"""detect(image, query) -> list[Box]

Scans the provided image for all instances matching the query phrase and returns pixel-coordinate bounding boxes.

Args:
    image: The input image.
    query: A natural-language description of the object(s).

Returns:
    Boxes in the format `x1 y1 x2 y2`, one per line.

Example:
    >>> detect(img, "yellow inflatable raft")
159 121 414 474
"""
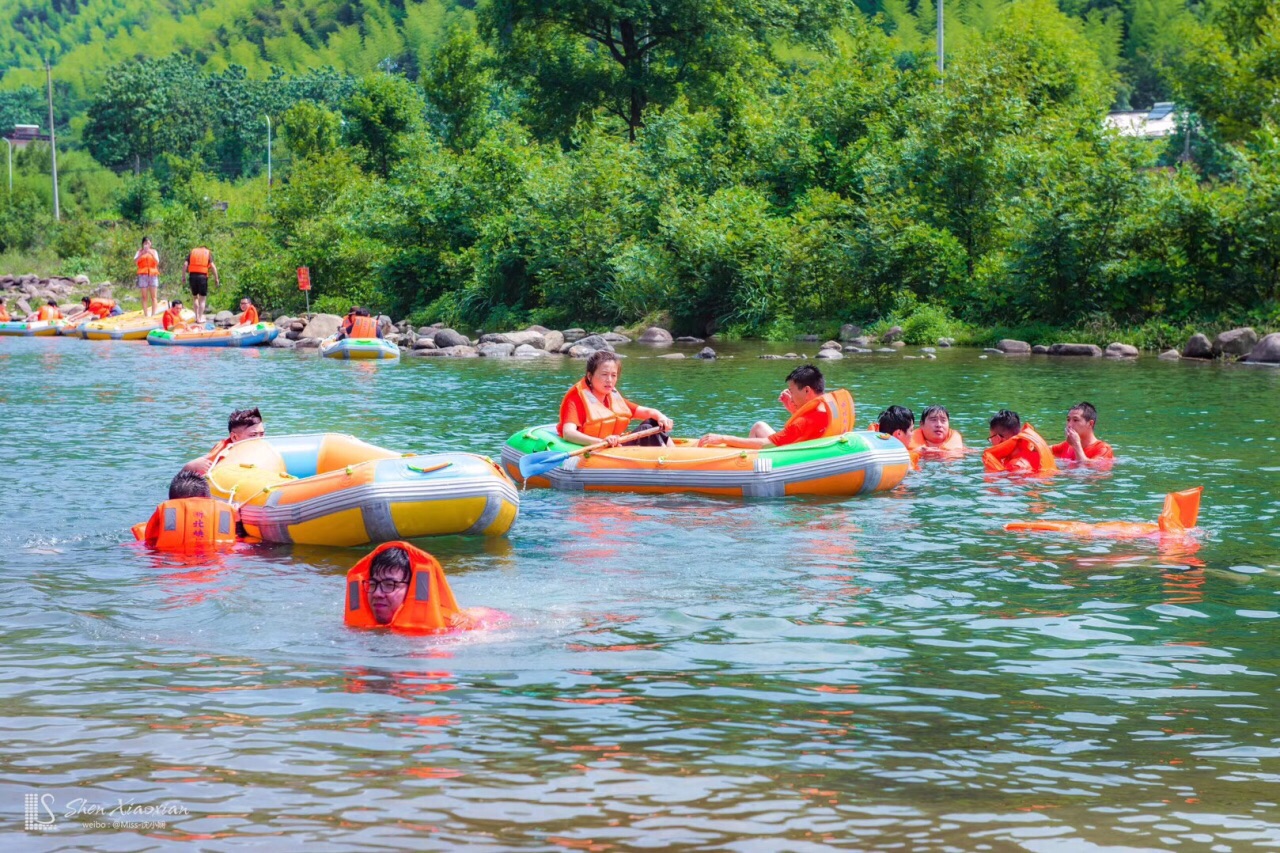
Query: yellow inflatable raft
82 305 185 340
207 433 519 546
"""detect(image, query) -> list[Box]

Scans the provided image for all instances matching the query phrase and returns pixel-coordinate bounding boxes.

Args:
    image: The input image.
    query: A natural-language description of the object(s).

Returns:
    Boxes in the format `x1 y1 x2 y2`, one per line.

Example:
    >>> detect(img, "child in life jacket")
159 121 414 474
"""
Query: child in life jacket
344 542 500 634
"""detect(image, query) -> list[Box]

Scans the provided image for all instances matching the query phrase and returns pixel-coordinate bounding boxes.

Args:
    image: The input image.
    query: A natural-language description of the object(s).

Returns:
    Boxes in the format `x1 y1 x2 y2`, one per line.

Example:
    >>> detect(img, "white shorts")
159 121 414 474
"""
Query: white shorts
137 275 158 289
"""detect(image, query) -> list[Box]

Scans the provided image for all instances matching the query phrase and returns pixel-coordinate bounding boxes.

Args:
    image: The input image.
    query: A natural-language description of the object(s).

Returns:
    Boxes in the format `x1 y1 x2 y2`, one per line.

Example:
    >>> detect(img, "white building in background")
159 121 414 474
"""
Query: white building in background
1105 102 1179 138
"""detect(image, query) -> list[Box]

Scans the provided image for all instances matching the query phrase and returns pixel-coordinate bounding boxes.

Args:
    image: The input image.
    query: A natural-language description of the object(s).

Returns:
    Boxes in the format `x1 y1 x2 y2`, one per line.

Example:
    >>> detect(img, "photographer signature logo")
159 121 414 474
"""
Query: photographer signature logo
24 794 57 831
23 793 189 832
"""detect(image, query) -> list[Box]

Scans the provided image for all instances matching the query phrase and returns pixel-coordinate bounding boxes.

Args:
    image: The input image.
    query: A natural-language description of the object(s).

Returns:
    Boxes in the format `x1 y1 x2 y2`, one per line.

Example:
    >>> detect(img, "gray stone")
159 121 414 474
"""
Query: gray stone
274 315 293 328
920 347 936 353
15 298 31 315
695 347 716 359
558 342 576 354
269 336 296 349
480 330 545 349
820 340 842 351
1049 343 1104 357
816 348 843 360
638 326 674 344
568 344 598 358
657 353 686 359
1182 333 1213 359
73 274 90 286
214 310 236 328
301 313 342 339
575 334 614 352
882 325 904 343
1032 345 1050 354
839 323 862 341
514 343 551 358
1214 327 1258 357
937 337 954 347
875 348 896 353
433 328 471 348
983 348 1005 354
290 320 307 332
562 328 587 343
890 340 906 349
294 337 322 349
997 339 1031 354
1158 348 1181 361
1105 342 1140 358
797 334 821 342
478 342 516 358
602 332 631 344
851 336 874 348
416 326 437 338
1244 332 1280 363
413 338 438 350
438 345 479 358
542 330 564 352
526 324 551 334
676 336 705 344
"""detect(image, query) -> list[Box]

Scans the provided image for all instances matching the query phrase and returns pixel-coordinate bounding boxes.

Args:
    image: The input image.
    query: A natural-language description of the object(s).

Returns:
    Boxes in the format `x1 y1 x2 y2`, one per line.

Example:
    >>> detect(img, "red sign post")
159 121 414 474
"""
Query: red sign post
297 266 311 314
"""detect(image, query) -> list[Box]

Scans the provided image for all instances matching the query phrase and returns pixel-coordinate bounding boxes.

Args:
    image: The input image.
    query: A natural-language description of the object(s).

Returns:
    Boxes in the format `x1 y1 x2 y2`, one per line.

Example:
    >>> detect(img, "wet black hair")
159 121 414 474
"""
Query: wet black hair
1070 401 1098 424
921 405 950 424
46 298 58 306
369 547 412 583
227 408 262 432
81 296 91 305
877 405 915 435
990 409 1021 436
786 364 824 394
168 469 212 499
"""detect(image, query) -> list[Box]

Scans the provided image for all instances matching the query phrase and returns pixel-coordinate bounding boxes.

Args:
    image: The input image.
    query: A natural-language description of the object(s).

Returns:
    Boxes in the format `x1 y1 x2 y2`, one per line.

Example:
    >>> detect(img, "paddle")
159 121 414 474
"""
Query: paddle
518 425 664 480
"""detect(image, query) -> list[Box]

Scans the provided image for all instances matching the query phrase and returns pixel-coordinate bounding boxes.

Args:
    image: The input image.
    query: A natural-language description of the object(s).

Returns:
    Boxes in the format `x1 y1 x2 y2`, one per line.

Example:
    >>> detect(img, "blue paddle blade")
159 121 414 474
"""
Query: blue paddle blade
518 449 571 479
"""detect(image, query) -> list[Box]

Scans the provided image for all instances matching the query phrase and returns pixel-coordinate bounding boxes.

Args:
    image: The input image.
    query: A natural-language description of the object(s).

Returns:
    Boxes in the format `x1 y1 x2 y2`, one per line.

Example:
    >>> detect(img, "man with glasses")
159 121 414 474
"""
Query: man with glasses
183 408 266 475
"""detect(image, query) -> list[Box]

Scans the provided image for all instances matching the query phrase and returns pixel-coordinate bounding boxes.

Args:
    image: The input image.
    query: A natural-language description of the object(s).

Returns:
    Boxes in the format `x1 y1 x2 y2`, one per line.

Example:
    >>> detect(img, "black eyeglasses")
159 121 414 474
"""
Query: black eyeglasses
367 577 409 594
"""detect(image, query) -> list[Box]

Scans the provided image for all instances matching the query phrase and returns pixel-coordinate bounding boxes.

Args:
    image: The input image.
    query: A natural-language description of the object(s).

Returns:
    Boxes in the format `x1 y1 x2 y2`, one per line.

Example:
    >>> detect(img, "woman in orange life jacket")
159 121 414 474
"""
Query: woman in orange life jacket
982 409 1057 474
27 299 64 322
344 542 494 634
559 351 674 448
697 364 855 449
135 236 161 317
66 295 121 325
910 405 965 458
182 407 266 475
1052 401 1114 466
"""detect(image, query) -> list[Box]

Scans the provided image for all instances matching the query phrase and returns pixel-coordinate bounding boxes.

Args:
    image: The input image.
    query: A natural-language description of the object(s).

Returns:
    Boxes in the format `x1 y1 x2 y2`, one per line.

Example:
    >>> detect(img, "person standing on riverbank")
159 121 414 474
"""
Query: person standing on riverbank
1052 402 1114 465
184 245 219 323
698 364 854 449
135 236 160 317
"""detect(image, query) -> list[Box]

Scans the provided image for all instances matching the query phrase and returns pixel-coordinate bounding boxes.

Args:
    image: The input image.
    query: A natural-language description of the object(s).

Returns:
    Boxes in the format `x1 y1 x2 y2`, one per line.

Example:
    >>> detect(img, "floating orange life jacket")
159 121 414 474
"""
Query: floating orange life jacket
238 305 259 326
87 297 115 319
568 378 634 438
983 423 1057 474
350 315 377 338
909 427 964 455
133 498 239 551
1005 487 1201 538
344 541 468 634
187 247 211 275
783 388 856 439
136 249 159 277
36 305 62 321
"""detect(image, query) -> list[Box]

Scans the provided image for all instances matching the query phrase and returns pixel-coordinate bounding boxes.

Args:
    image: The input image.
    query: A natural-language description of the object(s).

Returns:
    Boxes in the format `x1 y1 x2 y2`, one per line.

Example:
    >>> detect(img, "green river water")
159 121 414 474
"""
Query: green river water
0 337 1277 850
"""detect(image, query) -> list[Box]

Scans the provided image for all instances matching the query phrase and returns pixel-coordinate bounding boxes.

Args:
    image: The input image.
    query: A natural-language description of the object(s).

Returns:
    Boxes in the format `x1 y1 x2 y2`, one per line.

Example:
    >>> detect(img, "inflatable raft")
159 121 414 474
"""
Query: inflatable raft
320 336 400 361
82 306 180 341
502 425 911 496
0 318 73 337
208 433 518 546
148 322 279 348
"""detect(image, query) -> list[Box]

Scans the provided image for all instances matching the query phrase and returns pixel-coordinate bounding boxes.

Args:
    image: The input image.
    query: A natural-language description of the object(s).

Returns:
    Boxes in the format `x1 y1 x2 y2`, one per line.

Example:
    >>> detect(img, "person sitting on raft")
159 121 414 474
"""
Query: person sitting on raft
982 409 1057 474
0 299 10 322
344 542 491 634
334 307 382 341
560 351 674 447
65 295 122 325
1052 401 1114 465
183 407 266 474
236 297 259 326
25 299 64 322
910 405 965 457
698 364 854 448
161 299 191 331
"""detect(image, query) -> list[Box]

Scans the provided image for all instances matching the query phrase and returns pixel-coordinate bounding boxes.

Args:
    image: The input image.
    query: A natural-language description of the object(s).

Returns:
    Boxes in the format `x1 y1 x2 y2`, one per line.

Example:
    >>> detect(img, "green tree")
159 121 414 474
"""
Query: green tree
82 57 212 173
343 73 428 178
281 101 343 161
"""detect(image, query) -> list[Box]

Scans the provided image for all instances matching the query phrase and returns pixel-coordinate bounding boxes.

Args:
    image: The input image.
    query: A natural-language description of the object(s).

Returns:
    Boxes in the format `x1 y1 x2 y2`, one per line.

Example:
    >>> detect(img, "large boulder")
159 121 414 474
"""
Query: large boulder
1182 333 1213 359
1105 342 1139 358
542 330 564 352
526 324 551 334
15 298 31 315
816 348 843 360
602 332 631 344
1048 343 1103 357
435 345 479 358
413 337 438 350
820 340 842 351
882 325 904 343
695 346 716 359
1031 345 1049 354
478 342 516 358
269 336 296 349
1158 349 1181 361
851 335 874 349
294 337 322 349
416 326 438 339
638 326 674 344
562 328 587 343
1244 332 1280 364
73 274 91 286
480 330 545 349
514 343 551 358
575 334 614 352
214 310 236 328
1213 327 1258 357
301 313 343 339
274 315 293 328
839 323 862 341
568 344 597 358
433 328 471 348
997 339 1031 354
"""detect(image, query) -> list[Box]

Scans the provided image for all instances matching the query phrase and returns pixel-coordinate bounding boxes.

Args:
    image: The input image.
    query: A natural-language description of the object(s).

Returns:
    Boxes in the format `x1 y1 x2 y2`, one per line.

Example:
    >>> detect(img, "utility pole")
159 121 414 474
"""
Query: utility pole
264 114 272 196
4 138 11 193
937 0 945 81
45 58 60 221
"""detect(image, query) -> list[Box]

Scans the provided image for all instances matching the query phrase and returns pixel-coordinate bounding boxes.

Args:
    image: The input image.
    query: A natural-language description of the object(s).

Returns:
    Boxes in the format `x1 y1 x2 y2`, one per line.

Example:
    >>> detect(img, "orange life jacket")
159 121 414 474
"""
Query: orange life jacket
908 427 964 455
162 307 184 331
133 498 239 551
87 297 115 319
238 305 259 325
350 315 377 338
0 306 9 322
983 423 1058 474
36 305 62 321
783 388 856 439
344 541 468 635
188 247 211 275
136 249 159 276
1051 439 1114 462
568 378 634 438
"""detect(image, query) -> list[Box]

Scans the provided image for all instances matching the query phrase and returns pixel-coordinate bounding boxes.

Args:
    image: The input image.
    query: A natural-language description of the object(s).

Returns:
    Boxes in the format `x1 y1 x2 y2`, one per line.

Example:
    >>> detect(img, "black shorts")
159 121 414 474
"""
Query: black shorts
189 273 208 297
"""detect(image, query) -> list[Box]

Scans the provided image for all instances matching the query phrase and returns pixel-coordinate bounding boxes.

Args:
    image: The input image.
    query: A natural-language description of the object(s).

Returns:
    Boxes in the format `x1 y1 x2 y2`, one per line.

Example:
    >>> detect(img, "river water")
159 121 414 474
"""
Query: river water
0 338 1277 849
